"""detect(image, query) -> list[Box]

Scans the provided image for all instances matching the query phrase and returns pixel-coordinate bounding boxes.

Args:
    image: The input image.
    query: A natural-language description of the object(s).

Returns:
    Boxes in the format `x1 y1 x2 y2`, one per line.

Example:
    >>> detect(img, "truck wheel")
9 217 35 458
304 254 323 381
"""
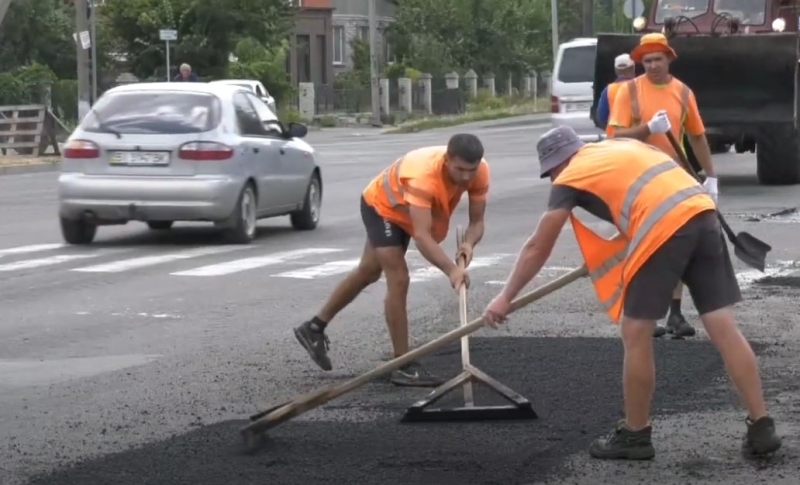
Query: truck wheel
756 124 800 185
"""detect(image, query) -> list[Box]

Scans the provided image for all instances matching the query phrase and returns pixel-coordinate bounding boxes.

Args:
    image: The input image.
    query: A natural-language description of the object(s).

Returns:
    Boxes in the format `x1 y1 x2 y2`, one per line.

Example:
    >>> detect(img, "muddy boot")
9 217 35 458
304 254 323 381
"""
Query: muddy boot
589 419 656 460
742 416 782 458
666 312 696 338
653 325 667 338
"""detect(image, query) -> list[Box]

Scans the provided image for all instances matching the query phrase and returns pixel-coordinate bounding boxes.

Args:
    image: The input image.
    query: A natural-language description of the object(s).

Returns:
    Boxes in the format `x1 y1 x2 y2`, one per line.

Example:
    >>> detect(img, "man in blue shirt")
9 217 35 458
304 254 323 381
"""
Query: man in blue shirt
595 54 636 129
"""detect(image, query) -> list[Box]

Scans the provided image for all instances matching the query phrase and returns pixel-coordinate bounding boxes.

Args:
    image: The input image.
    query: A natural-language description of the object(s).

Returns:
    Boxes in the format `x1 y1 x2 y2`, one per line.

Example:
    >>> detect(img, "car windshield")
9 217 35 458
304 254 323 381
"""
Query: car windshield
80 91 222 135
713 0 766 24
655 0 710 22
557 45 596 83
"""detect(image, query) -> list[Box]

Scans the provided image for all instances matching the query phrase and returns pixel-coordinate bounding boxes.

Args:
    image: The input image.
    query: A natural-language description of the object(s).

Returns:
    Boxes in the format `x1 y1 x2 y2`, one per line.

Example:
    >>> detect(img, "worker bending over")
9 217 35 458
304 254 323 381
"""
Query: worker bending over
483 126 781 461
294 134 489 387
608 33 717 339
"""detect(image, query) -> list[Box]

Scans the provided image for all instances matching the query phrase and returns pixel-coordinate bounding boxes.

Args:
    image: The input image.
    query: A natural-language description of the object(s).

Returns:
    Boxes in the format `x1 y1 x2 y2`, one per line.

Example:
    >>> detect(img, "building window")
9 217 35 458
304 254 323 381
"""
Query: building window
333 26 345 64
358 26 369 42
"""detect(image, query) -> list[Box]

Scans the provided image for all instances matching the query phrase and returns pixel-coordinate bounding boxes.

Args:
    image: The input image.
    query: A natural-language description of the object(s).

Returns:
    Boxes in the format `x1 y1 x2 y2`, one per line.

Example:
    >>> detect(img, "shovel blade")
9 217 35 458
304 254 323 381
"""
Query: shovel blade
733 231 771 273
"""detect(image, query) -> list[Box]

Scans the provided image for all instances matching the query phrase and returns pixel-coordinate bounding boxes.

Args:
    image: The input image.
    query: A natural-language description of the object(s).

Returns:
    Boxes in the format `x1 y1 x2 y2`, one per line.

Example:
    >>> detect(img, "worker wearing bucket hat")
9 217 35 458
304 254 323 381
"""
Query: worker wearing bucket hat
483 126 781 461
607 32 719 340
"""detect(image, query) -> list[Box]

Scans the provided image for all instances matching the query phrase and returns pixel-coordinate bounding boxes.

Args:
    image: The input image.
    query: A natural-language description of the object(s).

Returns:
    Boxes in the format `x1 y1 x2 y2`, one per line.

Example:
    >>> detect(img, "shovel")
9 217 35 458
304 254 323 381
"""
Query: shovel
665 131 770 272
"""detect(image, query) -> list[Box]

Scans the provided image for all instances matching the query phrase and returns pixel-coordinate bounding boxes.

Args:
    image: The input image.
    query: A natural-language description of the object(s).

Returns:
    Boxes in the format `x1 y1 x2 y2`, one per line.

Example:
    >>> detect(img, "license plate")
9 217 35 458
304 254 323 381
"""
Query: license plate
110 151 170 166
566 102 591 112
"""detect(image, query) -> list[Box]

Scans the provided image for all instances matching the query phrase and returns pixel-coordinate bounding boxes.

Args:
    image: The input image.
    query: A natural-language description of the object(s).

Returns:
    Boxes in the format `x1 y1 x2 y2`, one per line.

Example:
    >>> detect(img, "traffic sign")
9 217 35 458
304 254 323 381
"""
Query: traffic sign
159 29 178 41
623 0 645 19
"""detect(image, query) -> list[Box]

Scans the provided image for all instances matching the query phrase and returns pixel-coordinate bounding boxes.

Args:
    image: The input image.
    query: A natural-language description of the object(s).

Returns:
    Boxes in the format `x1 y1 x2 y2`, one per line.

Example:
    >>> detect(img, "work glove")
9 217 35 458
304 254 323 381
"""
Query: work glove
703 176 719 202
647 110 671 135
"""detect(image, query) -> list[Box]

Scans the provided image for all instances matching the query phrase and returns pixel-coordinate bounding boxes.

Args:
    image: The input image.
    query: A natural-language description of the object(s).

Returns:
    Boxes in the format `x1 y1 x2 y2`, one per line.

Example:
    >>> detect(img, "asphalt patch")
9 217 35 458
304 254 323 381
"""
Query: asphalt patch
28 337 752 485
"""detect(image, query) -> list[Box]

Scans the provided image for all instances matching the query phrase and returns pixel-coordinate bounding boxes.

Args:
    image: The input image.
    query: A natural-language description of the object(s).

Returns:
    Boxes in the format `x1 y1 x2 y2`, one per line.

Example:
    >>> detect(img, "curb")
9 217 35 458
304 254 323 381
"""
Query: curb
0 162 61 176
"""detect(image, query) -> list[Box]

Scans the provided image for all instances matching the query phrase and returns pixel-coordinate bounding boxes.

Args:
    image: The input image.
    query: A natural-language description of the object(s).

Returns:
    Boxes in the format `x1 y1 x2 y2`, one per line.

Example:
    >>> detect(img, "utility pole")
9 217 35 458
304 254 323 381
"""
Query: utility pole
550 0 559 63
90 0 98 103
75 0 91 121
583 0 594 37
368 0 382 127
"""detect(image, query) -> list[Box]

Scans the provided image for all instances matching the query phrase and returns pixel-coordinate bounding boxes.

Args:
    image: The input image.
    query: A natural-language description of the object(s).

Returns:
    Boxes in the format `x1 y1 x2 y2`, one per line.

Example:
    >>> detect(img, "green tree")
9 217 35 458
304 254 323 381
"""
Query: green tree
228 37 294 105
0 0 76 80
100 0 298 80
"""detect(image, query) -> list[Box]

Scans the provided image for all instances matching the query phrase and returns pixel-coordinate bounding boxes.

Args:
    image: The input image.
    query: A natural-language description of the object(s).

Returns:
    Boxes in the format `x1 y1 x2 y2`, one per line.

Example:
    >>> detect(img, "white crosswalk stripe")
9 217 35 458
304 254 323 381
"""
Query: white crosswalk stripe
271 258 360 279
72 246 251 273
0 254 99 272
0 243 65 257
170 248 344 276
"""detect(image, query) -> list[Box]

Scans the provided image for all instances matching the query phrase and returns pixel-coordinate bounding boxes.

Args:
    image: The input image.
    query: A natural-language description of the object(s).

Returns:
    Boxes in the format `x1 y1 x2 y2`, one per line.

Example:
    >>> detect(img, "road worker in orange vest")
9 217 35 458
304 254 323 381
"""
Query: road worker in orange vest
607 32 719 340
293 134 490 388
482 126 781 461
594 53 636 132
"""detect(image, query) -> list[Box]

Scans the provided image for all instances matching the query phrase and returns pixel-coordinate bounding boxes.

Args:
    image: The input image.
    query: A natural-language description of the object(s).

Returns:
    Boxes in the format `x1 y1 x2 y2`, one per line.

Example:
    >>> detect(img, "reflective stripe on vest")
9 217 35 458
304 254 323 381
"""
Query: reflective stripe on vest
626 78 690 127
577 161 708 315
380 156 408 211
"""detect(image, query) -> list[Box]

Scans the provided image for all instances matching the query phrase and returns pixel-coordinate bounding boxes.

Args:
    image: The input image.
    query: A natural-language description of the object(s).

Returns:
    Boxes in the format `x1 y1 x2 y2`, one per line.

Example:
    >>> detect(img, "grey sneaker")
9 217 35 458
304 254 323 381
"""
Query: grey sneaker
742 416 782 458
589 419 656 460
653 325 667 338
389 361 446 387
294 320 332 371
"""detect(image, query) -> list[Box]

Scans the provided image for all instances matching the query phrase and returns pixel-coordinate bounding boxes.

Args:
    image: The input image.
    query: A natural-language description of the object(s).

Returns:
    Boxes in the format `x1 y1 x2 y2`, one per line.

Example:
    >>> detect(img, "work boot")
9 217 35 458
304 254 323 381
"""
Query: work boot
742 416 782 458
589 419 656 460
666 312 696 338
653 325 667 338
389 361 446 387
293 320 332 371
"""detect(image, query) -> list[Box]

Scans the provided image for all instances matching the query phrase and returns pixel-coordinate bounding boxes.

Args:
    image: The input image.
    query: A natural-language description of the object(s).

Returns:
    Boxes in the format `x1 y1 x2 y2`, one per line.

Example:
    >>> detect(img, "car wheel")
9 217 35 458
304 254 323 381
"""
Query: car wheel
60 216 97 245
290 173 321 230
223 183 258 244
147 221 174 230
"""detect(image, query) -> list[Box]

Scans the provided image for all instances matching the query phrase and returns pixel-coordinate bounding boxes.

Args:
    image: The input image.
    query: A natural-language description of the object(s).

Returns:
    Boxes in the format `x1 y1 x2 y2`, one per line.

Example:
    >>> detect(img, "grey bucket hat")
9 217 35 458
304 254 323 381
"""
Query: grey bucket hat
537 126 585 178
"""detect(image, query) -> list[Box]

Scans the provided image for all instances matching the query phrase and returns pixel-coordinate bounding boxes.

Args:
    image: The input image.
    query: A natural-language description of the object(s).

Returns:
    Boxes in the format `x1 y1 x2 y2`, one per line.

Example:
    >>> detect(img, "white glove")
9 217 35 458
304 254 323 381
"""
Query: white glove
647 110 671 134
703 176 718 202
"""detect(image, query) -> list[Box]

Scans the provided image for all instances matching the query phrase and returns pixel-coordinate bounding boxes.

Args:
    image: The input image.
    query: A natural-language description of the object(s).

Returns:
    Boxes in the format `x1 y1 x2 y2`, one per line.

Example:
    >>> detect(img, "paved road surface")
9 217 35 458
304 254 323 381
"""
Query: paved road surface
1 120 799 484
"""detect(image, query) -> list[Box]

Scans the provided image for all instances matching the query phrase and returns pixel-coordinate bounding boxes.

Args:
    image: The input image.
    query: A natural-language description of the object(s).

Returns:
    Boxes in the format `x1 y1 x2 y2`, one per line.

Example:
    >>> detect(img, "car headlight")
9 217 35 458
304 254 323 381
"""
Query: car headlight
772 18 786 32
633 17 647 31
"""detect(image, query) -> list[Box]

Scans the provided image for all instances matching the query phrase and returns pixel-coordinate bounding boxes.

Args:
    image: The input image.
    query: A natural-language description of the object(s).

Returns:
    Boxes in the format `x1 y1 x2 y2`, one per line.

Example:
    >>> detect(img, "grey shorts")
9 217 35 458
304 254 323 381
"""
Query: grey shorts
623 209 742 320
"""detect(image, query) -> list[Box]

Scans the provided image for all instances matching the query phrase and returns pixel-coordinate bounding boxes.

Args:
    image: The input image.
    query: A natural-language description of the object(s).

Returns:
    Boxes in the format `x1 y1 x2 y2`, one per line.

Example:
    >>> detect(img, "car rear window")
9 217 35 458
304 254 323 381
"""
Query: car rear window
557 45 596 84
80 91 222 134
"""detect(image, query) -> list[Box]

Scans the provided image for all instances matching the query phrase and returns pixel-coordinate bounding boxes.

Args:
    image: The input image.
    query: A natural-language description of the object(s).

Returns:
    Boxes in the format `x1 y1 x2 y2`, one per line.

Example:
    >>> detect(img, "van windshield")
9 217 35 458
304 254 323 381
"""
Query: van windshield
713 0 765 24
81 91 222 135
557 45 596 83
655 0 709 23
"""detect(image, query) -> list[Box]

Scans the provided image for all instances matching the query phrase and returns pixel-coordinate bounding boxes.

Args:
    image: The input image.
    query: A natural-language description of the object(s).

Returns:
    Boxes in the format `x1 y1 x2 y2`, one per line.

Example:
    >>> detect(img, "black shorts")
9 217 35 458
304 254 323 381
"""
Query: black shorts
360 196 411 249
624 209 742 320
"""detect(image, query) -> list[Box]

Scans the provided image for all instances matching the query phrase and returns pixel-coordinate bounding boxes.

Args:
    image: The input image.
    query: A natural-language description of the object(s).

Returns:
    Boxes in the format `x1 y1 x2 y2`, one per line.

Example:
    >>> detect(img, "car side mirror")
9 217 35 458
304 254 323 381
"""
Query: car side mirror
286 122 308 139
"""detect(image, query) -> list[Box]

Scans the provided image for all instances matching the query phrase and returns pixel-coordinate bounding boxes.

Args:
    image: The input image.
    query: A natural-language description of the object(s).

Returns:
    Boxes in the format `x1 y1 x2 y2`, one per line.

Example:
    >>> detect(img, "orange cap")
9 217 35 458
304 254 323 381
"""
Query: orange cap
630 33 678 63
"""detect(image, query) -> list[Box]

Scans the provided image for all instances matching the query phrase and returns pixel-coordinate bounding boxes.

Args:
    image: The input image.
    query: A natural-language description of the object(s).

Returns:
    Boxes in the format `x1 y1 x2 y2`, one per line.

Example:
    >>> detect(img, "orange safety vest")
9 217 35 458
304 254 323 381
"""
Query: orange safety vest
604 81 625 137
554 138 715 323
362 146 482 242
625 76 692 156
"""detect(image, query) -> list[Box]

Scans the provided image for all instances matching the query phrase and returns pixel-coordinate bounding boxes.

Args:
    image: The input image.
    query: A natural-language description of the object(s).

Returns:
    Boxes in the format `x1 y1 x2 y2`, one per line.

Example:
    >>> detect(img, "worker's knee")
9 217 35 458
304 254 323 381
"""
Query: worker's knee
383 266 410 294
354 264 382 286
620 317 656 345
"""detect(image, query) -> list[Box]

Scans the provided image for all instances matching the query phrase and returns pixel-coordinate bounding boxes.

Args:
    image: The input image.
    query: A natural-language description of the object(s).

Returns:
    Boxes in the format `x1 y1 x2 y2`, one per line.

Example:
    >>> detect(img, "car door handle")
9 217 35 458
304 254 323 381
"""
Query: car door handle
279 148 285 155
253 147 260 154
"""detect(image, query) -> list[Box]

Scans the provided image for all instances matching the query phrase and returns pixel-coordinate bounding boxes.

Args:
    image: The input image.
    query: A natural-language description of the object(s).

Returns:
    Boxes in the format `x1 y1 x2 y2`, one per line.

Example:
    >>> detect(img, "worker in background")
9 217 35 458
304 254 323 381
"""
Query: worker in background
293 134 490 388
482 125 781 461
594 53 636 132
607 33 718 339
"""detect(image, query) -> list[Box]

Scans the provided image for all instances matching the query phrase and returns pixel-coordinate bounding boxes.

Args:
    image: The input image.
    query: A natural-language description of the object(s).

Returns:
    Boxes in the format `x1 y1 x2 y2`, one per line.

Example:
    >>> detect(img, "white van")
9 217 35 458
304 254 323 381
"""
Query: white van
550 37 601 135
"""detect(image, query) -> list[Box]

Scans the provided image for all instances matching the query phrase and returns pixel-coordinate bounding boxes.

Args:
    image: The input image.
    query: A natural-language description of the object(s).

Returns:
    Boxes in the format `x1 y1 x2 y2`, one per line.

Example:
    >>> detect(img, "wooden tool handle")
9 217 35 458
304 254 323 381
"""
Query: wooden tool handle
242 265 589 437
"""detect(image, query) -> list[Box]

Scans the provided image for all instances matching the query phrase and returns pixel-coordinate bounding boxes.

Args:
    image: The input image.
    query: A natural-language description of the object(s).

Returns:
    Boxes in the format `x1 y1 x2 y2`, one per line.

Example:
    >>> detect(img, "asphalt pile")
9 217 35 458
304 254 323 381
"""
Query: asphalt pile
28 336 739 485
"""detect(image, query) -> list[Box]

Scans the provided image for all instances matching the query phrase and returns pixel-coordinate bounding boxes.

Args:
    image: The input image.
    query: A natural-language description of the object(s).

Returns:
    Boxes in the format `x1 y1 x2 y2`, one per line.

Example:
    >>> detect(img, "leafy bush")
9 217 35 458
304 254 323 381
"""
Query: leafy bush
51 79 79 123
0 73 28 105
228 38 295 107
467 89 511 112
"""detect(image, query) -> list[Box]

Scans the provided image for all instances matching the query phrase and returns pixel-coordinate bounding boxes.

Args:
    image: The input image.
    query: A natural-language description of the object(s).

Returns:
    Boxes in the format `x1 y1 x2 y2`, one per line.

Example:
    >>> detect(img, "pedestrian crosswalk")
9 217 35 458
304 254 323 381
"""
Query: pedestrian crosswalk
0 242 518 283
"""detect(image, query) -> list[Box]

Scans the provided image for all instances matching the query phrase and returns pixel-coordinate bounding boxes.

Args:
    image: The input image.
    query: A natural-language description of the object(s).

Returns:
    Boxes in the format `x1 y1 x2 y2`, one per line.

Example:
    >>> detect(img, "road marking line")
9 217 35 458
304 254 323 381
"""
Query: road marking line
0 254 99 272
73 246 250 273
408 255 509 283
484 266 577 285
0 243 65 257
170 248 344 276
736 260 799 291
271 259 360 279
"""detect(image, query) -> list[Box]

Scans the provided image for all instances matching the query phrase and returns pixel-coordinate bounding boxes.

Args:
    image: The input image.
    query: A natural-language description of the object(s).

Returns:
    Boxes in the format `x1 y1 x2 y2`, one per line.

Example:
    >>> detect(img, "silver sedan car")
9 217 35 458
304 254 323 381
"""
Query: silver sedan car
58 82 322 245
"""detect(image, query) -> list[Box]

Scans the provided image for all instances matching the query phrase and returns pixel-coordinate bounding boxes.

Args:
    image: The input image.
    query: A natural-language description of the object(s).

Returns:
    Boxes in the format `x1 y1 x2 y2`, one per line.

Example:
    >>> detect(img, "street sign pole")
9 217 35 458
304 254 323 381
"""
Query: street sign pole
159 29 178 81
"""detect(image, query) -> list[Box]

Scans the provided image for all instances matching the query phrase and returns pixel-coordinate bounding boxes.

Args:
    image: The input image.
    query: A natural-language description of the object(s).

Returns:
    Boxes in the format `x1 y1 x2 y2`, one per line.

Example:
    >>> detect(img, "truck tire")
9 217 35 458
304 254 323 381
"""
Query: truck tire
756 124 800 185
